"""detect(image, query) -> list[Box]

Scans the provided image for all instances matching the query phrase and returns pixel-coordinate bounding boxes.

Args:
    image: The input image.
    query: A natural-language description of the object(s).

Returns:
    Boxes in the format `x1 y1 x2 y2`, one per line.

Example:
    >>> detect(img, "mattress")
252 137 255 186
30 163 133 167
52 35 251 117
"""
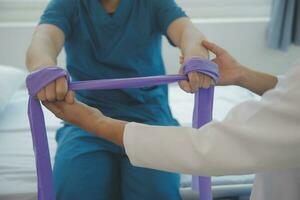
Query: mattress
0 85 257 200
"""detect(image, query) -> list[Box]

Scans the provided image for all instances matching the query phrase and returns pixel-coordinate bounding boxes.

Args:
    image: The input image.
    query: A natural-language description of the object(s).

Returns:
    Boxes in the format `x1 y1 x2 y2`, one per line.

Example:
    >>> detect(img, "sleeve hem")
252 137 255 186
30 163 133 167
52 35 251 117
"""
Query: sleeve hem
39 18 71 39
162 15 187 36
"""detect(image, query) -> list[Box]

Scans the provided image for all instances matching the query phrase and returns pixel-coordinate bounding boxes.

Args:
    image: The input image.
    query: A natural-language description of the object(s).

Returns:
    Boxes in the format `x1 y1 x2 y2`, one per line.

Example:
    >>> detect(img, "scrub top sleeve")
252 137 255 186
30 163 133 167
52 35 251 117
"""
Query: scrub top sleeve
39 0 77 40
154 0 187 38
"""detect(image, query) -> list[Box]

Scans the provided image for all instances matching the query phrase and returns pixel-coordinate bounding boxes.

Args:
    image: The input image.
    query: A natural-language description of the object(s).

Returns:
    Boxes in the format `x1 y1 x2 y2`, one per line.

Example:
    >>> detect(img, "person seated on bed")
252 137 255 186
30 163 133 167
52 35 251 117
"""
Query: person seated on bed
43 40 300 200
26 0 215 199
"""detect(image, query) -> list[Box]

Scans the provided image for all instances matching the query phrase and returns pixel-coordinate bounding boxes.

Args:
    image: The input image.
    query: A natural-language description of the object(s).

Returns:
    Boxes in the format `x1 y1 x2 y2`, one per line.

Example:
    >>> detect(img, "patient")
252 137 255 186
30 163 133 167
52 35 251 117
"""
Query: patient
26 0 217 199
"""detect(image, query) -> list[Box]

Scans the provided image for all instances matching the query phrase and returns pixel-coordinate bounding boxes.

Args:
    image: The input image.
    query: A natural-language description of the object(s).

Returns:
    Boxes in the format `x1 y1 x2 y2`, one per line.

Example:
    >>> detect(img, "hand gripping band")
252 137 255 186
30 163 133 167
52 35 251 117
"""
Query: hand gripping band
26 58 219 200
183 57 219 83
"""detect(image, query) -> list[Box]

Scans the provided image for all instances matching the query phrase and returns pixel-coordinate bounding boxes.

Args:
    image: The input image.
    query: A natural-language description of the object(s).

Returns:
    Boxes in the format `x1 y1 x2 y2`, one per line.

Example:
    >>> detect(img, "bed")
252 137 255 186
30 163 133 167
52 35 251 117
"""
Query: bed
0 84 257 200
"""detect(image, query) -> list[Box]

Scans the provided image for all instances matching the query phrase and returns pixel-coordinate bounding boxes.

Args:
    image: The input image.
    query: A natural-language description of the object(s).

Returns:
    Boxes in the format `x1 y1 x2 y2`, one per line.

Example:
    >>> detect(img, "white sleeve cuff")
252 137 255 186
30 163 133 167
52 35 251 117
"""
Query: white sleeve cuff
123 122 143 166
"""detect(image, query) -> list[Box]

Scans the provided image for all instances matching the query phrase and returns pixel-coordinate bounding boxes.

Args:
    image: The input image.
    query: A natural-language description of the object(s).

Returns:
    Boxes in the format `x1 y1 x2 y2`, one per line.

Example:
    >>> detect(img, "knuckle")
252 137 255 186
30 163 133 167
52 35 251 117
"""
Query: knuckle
37 92 43 98
190 78 198 85
56 90 66 99
46 94 56 101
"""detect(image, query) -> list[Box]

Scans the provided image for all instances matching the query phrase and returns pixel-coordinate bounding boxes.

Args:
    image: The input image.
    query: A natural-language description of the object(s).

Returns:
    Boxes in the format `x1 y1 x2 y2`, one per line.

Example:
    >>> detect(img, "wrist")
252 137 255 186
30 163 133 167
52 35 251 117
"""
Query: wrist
94 116 127 146
183 55 209 64
26 58 57 72
235 65 250 87
94 116 112 135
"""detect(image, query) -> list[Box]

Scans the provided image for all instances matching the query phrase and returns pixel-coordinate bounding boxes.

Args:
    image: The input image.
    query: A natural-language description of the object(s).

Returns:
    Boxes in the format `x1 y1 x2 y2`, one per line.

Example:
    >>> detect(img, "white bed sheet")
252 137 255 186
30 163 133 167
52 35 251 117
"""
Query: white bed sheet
0 86 257 200
0 91 58 199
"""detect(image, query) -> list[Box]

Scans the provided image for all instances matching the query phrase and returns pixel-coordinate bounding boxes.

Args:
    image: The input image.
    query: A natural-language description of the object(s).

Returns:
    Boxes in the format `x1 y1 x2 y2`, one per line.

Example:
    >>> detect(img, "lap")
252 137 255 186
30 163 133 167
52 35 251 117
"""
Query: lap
53 125 181 200
54 125 121 200
120 155 181 200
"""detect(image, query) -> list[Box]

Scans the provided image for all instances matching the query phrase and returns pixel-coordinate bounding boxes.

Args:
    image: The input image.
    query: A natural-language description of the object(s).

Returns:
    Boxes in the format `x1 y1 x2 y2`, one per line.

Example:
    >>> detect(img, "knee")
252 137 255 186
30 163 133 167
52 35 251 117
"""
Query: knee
53 151 120 200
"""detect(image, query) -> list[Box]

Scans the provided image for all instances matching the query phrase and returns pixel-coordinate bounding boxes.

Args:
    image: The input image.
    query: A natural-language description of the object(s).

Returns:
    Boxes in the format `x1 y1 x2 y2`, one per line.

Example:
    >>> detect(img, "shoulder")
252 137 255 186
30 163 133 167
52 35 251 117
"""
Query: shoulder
135 0 176 9
151 0 178 8
45 0 80 11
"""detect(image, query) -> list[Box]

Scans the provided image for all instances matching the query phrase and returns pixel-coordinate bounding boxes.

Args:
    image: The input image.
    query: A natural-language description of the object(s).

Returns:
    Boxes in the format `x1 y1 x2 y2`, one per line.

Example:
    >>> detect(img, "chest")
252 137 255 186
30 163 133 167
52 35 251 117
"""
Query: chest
70 0 159 51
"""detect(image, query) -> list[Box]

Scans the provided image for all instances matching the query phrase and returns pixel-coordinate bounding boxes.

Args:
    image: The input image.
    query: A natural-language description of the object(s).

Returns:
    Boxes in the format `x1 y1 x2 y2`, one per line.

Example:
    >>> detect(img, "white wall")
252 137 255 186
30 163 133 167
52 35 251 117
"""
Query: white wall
0 19 299 75
163 18 300 75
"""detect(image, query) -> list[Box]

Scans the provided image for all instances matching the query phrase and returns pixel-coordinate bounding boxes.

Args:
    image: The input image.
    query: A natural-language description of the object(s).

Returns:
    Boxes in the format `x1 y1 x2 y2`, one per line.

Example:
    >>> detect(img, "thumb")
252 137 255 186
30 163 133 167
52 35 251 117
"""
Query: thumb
65 91 75 104
202 40 226 56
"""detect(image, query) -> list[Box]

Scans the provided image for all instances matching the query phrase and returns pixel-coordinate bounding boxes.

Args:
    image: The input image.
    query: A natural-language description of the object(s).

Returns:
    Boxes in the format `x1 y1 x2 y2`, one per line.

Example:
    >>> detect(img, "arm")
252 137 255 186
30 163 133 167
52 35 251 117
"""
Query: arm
238 67 278 96
26 24 64 71
26 0 76 102
26 24 72 102
167 18 208 60
167 18 213 92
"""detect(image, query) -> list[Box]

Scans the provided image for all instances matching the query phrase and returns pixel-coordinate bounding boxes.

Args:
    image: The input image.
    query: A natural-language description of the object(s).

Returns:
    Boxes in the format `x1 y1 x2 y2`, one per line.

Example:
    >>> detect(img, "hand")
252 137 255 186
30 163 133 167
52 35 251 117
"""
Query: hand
178 57 214 93
202 40 243 86
36 75 73 103
43 92 105 131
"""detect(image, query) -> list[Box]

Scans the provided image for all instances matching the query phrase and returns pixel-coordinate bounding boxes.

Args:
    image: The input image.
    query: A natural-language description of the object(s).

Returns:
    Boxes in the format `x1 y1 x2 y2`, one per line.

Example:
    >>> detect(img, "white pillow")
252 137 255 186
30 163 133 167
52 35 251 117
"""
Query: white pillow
0 65 27 113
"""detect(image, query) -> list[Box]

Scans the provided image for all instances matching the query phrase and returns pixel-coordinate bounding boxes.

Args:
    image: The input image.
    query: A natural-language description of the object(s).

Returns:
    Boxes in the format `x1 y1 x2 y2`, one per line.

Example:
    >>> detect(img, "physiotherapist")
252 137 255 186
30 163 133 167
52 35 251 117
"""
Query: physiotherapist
43 40 300 200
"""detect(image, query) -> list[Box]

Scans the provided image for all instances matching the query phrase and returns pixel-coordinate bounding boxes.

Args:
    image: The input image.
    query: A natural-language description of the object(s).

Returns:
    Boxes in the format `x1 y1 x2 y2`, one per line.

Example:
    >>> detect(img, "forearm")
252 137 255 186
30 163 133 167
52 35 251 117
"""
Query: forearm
90 117 126 146
26 34 58 71
179 24 208 60
168 18 208 60
238 66 278 96
26 25 64 71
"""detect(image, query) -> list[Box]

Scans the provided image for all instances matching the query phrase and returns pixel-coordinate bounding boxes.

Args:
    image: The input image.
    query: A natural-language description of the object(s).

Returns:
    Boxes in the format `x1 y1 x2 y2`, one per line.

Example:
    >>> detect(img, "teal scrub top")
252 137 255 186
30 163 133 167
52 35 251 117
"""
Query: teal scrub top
40 0 186 125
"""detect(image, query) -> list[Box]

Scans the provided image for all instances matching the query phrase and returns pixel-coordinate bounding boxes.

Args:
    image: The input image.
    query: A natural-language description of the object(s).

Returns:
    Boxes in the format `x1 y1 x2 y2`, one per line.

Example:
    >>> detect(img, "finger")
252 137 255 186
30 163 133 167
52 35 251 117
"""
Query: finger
202 75 211 89
37 88 46 101
178 66 193 93
188 72 200 93
45 82 56 102
202 40 226 56
65 91 75 104
56 77 68 101
198 74 205 90
178 80 192 93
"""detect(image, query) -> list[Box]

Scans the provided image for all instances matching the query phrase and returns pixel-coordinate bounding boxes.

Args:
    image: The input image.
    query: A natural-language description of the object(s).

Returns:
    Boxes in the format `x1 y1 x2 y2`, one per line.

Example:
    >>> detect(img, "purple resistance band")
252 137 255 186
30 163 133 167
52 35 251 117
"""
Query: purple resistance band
26 58 219 200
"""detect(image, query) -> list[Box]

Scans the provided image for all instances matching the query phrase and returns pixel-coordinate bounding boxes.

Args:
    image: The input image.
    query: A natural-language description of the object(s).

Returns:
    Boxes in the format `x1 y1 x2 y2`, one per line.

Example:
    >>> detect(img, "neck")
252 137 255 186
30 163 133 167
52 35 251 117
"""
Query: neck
100 0 120 13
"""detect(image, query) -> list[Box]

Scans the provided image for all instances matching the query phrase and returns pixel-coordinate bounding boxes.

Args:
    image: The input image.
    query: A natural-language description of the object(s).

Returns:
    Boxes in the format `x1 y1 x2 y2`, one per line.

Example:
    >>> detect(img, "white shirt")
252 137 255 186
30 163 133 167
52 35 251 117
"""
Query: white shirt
124 65 300 200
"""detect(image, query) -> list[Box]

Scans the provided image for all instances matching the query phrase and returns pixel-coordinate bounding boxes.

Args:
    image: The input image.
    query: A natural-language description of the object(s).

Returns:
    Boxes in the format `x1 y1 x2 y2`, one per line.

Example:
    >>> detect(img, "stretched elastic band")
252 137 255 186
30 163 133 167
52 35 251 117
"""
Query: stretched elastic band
183 57 219 83
26 67 69 96
26 57 218 200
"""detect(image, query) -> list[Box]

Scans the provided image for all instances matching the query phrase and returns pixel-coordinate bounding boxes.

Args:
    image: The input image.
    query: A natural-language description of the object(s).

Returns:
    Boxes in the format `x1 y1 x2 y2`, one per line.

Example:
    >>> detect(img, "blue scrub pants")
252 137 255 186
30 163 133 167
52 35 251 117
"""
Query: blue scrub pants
53 125 181 200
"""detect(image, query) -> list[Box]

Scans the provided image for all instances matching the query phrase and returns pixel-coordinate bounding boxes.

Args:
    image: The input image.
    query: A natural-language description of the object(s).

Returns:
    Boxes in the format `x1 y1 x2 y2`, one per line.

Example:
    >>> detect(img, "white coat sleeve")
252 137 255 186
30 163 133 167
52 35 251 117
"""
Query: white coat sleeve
124 66 300 176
